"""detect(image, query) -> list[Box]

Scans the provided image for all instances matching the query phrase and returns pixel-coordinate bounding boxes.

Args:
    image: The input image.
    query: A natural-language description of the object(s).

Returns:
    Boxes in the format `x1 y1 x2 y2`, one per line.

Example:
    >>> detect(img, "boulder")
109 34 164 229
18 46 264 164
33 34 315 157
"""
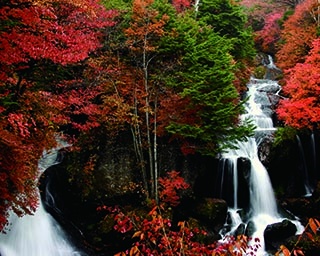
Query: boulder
264 219 297 251
193 198 228 232
245 220 256 238
234 223 246 237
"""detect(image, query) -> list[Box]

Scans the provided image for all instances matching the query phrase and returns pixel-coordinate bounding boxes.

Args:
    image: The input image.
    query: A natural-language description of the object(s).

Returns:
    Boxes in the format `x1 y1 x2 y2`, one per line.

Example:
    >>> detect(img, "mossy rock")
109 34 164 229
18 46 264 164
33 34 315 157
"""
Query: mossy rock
193 198 228 230
253 65 267 79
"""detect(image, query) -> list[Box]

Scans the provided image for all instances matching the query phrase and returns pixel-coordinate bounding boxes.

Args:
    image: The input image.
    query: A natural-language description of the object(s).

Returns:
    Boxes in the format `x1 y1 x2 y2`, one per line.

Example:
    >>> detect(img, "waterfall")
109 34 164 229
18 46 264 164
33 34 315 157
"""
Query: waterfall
296 135 313 196
295 131 318 197
310 132 317 184
218 62 303 254
221 78 280 217
0 143 83 256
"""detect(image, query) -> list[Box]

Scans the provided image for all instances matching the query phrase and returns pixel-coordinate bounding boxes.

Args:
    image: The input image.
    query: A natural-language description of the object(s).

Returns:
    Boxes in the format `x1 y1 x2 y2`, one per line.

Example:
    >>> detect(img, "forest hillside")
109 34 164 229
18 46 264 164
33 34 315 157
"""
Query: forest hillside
0 0 319 255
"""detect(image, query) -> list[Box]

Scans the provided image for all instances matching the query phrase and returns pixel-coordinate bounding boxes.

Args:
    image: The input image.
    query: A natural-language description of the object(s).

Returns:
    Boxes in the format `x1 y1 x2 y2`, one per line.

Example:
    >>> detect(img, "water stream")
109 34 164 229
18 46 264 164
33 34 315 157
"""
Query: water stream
0 145 83 256
218 70 304 254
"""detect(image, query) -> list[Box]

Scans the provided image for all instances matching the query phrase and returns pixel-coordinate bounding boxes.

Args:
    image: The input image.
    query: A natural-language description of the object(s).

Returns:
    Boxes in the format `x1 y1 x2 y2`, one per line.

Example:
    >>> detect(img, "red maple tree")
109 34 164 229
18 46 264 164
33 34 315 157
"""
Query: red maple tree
254 11 284 53
172 0 192 12
277 38 320 129
0 0 117 230
275 0 318 70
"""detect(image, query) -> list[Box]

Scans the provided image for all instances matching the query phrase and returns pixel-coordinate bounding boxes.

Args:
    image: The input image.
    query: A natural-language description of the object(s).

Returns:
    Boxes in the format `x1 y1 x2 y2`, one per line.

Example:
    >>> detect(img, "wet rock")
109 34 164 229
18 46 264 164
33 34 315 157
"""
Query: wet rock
280 181 320 223
245 220 256 237
258 136 273 167
237 157 251 209
264 219 297 251
193 198 228 232
234 223 246 237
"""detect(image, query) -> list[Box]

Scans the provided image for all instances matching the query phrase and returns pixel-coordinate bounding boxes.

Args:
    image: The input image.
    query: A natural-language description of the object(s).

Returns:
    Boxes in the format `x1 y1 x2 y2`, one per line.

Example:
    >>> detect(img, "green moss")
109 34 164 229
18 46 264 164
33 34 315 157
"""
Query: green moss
253 65 267 79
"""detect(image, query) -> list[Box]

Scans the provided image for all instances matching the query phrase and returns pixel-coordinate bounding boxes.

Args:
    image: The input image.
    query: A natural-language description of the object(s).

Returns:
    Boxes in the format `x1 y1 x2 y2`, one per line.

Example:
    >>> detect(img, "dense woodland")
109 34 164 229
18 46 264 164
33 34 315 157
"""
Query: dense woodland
0 0 320 255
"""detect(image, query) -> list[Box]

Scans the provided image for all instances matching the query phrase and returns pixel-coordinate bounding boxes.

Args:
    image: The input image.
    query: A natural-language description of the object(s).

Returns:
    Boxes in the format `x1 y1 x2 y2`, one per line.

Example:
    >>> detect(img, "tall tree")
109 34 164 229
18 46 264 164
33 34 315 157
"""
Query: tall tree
68 0 255 203
197 0 255 62
124 0 171 200
162 13 254 155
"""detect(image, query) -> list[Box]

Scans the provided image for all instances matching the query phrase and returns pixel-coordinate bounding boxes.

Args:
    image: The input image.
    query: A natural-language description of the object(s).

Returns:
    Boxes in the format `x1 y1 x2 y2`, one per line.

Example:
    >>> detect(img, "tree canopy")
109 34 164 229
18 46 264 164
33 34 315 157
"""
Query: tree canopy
0 0 256 228
277 38 320 129
0 0 117 230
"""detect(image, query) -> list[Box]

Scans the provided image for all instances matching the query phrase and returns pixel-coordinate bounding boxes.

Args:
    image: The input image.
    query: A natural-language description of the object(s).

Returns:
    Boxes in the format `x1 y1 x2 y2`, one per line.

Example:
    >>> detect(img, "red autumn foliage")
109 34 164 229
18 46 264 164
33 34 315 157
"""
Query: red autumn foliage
241 0 283 31
0 0 117 230
0 0 116 68
0 94 57 231
276 0 318 70
172 0 192 12
276 218 320 256
277 38 320 129
82 54 149 135
158 170 190 207
43 80 104 132
98 171 260 255
125 0 169 52
255 11 284 53
157 92 201 134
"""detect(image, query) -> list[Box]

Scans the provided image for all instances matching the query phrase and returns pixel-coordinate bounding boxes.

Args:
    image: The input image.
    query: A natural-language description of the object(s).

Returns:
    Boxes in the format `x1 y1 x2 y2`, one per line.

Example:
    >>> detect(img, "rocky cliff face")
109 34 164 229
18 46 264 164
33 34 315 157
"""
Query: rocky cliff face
39 128 320 255
31 50 320 254
39 135 228 254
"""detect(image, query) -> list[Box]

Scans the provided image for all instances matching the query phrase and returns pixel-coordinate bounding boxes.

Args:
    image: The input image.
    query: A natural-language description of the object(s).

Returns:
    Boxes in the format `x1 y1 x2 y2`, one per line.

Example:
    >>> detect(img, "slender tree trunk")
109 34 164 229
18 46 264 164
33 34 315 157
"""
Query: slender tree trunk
132 88 149 199
154 93 158 203
142 29 156 198
143 64 154 198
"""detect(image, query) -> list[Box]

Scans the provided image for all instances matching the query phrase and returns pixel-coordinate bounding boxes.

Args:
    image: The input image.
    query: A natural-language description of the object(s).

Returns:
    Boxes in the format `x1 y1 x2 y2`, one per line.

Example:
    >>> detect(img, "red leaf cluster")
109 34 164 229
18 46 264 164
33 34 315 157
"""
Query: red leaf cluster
158 170 190 207
255 11 283 53
0 0 117 67
99 172 260 255
0 0 117 230
277 38 320 129
276 0 318 70
172 0 192 13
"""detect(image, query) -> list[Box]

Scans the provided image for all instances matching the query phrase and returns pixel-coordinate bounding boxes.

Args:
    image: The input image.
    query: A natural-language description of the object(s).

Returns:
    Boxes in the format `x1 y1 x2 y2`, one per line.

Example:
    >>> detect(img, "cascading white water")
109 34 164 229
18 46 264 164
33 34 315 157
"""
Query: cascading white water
219 68 304 254
0 143 83 256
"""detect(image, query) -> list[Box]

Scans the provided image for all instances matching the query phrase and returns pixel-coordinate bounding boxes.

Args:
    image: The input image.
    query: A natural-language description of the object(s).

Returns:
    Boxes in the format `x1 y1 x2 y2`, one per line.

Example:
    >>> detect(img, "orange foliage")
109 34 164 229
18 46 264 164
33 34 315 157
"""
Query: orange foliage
276 0 318 70
276 218 320 256
125 0 169 54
